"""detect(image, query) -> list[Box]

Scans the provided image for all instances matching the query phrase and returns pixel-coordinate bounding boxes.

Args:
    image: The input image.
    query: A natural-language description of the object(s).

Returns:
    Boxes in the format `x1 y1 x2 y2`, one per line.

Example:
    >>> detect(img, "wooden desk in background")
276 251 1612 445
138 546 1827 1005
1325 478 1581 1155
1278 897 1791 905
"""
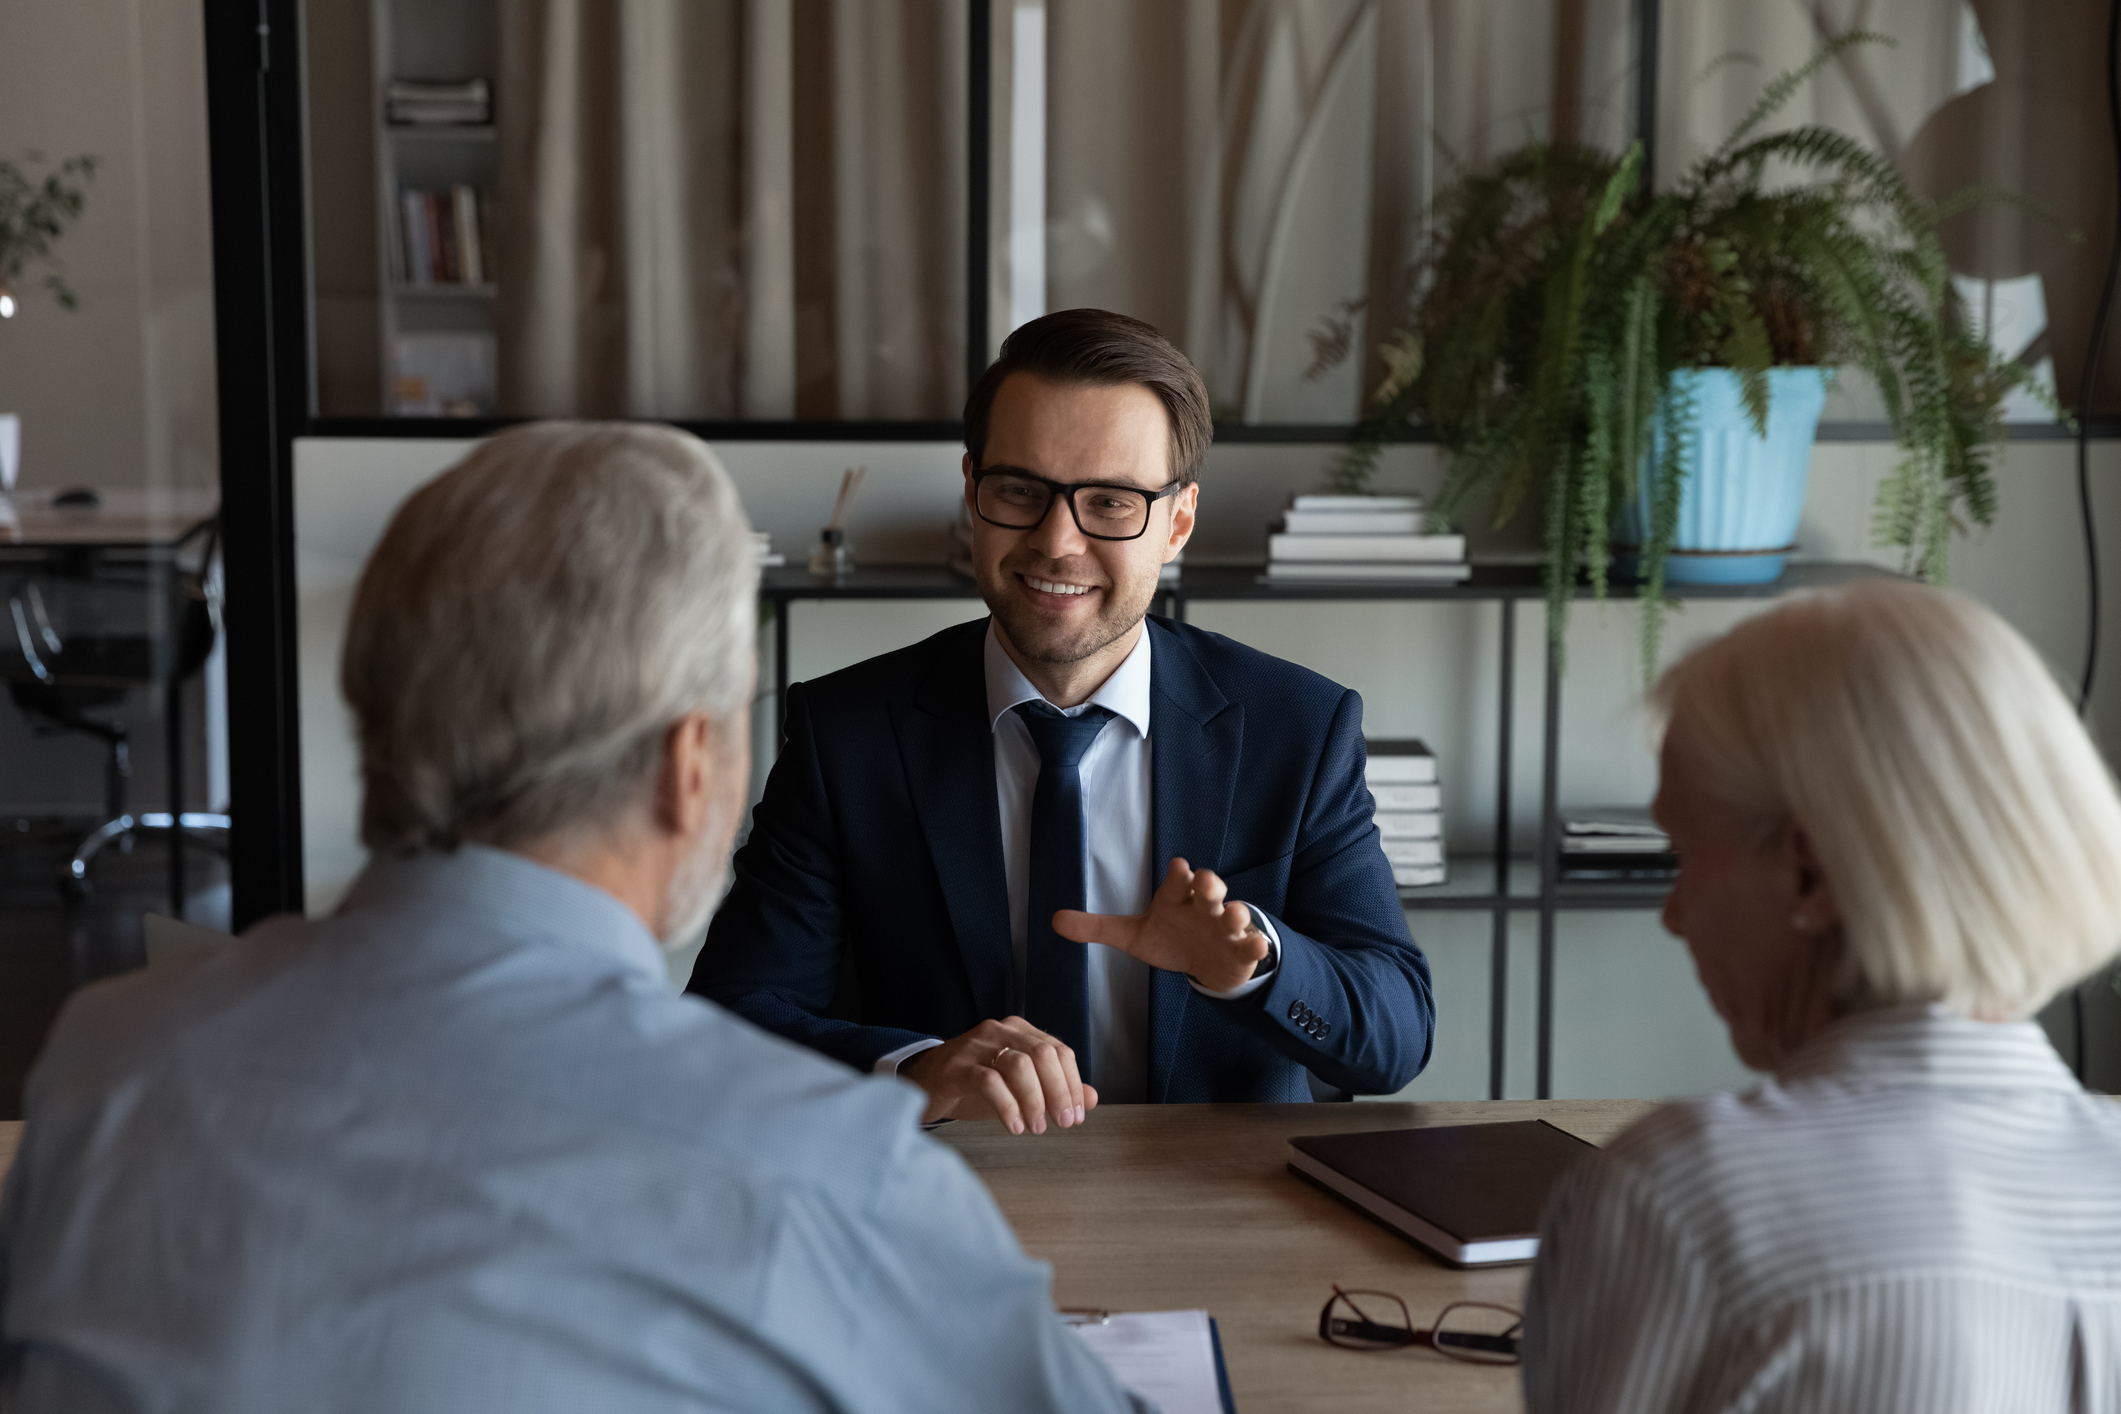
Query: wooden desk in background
0 1100 1655 1412
0 488 219 548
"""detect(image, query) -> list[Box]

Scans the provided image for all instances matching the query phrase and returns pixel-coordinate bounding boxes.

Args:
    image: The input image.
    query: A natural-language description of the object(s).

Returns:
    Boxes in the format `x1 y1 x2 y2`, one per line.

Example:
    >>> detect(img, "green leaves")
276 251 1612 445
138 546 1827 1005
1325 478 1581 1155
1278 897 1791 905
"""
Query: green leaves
1336 28 2043 672
0 152 97 311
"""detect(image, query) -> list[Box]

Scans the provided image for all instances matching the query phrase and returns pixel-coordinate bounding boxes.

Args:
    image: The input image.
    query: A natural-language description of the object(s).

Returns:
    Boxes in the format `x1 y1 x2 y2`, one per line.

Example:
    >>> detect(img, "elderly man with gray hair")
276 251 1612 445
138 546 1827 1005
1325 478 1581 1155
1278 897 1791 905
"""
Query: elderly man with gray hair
0 423 1142 1413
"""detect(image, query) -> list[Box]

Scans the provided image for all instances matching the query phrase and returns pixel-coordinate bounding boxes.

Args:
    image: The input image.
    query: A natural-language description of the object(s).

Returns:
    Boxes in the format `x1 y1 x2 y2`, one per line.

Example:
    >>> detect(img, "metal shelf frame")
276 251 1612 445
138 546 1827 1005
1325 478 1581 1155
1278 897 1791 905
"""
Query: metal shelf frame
758 560 1895 1100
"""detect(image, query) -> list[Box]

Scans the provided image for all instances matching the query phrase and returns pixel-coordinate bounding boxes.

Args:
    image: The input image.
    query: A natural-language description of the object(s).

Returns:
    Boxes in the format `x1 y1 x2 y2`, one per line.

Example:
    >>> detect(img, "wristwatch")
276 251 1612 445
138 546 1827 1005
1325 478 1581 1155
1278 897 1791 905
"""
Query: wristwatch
1236 904 1279 979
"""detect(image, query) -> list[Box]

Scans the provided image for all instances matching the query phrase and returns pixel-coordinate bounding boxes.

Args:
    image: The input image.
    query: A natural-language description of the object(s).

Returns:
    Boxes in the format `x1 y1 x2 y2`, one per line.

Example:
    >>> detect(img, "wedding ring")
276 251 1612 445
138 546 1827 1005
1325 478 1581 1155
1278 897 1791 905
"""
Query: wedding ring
991 1046 1017 1067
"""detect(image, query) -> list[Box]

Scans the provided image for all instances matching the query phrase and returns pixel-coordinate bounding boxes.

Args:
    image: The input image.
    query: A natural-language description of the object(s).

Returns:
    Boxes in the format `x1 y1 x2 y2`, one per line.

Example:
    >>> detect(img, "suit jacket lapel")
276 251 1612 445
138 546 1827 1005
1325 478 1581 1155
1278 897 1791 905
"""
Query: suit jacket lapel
1145 618 1243 1101
890 620 1014 1020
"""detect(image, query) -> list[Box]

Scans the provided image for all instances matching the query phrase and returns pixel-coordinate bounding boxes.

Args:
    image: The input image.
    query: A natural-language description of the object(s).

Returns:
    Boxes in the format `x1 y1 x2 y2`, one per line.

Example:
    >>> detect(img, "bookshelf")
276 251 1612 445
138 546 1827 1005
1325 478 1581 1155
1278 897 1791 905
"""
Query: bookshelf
368 0 499 417
756 560 1899 1100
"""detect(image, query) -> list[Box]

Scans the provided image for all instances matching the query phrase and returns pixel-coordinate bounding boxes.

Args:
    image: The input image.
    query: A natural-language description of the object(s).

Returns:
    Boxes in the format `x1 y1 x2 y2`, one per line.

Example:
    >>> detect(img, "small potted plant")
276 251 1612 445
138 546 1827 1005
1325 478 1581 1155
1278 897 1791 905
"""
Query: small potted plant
1324 36 2047 667
0 151 96 318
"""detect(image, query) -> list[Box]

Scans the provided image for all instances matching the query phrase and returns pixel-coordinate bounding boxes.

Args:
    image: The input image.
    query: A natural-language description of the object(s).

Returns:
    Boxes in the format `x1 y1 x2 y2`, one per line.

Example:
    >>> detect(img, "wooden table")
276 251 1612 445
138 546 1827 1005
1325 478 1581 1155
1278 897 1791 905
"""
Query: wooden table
0 1101 1656 1411
937 1100 1655 1413
0 487 218 547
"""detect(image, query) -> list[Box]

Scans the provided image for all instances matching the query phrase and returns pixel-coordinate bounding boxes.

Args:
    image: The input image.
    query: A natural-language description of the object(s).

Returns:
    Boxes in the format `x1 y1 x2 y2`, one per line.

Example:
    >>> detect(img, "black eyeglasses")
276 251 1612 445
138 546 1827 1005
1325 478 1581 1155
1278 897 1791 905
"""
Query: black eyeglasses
970 466 1181 542
1318 1287 1522 1366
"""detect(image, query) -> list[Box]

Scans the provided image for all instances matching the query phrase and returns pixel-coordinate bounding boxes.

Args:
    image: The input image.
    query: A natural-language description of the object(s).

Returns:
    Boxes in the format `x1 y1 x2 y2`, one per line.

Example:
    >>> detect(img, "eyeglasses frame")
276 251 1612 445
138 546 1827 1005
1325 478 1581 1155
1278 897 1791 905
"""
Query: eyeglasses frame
968 465 1183 542
1317 1286 1523 1366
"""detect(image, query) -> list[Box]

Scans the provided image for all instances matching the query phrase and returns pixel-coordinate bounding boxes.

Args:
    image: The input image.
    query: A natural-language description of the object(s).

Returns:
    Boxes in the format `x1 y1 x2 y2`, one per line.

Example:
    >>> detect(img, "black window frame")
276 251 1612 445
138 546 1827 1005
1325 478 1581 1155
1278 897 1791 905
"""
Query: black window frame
209 0 2117 923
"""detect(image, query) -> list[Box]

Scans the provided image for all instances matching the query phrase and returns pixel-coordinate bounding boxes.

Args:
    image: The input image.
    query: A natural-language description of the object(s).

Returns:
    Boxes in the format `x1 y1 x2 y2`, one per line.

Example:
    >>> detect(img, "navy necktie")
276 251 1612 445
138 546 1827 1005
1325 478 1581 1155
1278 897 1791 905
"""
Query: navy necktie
1015 700 1114 1081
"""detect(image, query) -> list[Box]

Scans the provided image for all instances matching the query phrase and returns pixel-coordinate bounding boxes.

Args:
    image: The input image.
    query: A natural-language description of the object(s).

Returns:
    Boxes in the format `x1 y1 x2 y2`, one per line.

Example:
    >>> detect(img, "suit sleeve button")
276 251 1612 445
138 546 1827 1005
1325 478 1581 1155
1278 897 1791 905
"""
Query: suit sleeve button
1288 1001 1305 1021
1318 1021 1332 1038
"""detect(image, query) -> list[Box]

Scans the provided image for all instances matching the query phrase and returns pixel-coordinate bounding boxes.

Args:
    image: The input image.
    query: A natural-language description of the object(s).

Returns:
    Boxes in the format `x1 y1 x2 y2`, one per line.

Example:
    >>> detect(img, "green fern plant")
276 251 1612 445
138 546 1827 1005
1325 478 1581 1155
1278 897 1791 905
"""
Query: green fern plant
1328 34 2048 670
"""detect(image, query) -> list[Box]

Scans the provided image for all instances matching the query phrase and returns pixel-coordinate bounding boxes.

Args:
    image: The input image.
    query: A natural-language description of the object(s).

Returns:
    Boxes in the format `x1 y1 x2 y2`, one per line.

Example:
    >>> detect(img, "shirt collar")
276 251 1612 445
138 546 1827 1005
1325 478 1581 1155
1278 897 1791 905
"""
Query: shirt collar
341 843 669 987
984 618 1153 739
1775 1002 2082 1093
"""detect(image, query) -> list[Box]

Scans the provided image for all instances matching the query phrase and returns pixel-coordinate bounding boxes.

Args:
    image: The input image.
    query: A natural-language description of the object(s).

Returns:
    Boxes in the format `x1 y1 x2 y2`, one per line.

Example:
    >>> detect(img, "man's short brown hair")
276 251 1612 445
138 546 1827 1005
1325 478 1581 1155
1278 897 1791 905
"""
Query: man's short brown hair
963 309 1214 485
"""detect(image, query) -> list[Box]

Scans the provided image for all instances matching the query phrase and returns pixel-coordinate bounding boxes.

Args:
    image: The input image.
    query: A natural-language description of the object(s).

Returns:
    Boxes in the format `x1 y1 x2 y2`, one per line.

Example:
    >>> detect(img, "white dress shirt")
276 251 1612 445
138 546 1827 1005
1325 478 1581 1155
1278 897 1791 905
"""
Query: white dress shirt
1522 1003 2121 1414
875 622 1275 1102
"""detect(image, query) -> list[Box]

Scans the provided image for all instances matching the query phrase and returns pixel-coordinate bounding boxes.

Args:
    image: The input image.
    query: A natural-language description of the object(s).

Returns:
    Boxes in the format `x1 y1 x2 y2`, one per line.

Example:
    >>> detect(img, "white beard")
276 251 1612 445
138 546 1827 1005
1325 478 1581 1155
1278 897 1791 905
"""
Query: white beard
658 829 733 959
653 805 738 983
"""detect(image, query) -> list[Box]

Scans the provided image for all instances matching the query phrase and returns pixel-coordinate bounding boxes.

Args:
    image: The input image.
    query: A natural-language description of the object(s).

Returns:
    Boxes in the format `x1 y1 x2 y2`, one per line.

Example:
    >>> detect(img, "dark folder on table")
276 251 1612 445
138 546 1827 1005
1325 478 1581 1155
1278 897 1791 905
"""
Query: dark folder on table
1287 1120 1597 1267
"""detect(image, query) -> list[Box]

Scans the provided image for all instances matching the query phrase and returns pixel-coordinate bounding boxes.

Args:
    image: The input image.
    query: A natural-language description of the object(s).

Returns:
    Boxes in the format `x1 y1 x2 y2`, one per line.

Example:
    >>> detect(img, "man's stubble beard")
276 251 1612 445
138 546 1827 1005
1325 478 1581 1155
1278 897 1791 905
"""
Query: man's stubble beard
658 802 736 957
976 551 1158 666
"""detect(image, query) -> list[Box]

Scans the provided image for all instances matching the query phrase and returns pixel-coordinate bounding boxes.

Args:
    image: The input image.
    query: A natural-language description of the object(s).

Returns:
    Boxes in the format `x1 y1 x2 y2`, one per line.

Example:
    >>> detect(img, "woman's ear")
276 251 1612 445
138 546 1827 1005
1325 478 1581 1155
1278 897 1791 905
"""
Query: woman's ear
1781 819 1844 937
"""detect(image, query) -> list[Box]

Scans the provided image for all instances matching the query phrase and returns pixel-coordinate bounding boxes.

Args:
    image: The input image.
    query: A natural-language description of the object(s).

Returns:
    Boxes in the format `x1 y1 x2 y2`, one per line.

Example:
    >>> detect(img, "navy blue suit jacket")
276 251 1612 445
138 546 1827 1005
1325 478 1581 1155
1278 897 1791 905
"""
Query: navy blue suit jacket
689 616 1435 1102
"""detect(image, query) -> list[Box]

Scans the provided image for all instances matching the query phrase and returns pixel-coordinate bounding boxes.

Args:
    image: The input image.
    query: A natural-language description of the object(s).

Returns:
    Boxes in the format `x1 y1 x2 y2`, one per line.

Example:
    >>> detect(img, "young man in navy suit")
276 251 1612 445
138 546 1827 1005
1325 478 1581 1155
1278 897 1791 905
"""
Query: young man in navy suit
692 309 1434 1131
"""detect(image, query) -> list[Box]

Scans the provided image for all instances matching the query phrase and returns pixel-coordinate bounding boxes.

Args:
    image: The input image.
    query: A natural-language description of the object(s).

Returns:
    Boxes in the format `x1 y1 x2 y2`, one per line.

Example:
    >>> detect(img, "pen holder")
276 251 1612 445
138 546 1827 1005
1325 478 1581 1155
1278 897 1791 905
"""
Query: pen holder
809 526 855 577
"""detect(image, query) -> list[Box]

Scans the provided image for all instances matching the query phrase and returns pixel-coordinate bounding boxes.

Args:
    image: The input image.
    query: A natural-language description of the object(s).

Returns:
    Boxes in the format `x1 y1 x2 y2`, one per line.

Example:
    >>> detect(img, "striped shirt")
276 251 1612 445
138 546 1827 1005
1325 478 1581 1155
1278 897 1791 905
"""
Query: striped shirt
1521 1004 2121 1414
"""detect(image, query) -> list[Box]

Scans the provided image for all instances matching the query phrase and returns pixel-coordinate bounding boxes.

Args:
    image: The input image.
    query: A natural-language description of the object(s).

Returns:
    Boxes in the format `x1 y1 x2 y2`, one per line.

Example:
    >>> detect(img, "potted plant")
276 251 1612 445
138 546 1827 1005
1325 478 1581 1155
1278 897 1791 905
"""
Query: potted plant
0 151 96 317
1324 36 2048 667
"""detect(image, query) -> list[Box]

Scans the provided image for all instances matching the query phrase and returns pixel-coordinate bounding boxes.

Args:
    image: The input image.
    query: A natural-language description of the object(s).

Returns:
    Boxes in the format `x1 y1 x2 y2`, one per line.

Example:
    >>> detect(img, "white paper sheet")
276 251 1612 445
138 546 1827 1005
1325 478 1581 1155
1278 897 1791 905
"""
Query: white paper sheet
1069 1309 1226 1414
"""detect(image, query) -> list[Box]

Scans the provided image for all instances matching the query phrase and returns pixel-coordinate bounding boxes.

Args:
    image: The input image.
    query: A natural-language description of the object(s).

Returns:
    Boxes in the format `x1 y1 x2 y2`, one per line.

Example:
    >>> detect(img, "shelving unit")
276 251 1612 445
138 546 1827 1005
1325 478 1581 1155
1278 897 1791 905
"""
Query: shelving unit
367 0 499 415
758 560 1897 1100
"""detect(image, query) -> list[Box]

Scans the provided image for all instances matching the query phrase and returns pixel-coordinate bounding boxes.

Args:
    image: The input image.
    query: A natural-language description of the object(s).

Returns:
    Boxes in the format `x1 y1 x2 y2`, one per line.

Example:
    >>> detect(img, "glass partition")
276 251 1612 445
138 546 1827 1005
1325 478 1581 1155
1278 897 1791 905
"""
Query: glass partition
306 0 969 421
1657 0 2121 420
303 0 2116 426
995 0 1638 422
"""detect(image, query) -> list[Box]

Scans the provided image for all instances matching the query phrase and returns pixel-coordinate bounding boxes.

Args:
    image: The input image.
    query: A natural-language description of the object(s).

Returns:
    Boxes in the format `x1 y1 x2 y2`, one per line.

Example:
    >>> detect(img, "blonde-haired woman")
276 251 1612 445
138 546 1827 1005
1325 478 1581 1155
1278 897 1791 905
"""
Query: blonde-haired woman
1521 579 2121 1414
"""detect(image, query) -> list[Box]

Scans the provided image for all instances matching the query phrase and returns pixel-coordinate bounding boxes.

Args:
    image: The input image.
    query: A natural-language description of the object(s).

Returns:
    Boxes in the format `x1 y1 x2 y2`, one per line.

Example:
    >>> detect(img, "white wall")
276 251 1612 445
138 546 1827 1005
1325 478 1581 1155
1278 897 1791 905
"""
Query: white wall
0 0 217 494
0 0 225 818
292 431 2121 1098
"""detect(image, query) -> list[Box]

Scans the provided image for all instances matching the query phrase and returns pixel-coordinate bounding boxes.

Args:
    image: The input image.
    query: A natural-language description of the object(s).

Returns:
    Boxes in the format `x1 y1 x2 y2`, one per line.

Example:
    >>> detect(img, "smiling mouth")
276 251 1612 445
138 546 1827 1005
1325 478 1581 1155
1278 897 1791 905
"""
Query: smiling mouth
1022 574 1095 598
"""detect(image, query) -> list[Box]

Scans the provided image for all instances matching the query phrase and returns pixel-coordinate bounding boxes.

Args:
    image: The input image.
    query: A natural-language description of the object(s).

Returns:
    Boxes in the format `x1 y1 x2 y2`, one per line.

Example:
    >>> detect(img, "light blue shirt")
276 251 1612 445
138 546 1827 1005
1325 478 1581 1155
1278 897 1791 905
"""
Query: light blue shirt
0 846 1141 1414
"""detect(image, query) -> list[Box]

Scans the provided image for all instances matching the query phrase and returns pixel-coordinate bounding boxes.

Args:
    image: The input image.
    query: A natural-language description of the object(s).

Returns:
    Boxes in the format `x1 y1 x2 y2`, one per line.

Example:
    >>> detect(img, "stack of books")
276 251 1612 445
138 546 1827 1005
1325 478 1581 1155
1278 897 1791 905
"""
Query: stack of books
1367 740 1444 887
386 78 492 127
751 532 784 568
1267 495 1469 583
1558 807 1677 880
394 186 492 287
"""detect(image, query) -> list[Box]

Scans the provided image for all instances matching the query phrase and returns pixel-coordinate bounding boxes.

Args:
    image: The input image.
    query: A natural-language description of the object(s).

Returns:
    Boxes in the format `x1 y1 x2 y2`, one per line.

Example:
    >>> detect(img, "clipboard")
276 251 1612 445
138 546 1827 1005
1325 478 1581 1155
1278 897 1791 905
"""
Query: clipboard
1065 1308 1238 1413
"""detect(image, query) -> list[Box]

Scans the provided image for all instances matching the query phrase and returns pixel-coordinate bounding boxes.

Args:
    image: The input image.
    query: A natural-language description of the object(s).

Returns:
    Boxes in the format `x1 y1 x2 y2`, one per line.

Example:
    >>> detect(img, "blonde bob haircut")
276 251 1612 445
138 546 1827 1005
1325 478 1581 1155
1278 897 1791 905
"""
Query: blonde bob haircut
1653 578 2121 1020
344 421 758 855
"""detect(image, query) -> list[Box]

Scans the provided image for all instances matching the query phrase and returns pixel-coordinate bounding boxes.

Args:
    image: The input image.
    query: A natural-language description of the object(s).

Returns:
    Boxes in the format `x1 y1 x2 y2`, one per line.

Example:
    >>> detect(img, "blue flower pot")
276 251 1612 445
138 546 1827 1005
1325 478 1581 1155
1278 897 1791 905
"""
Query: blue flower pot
1616 367 1827 585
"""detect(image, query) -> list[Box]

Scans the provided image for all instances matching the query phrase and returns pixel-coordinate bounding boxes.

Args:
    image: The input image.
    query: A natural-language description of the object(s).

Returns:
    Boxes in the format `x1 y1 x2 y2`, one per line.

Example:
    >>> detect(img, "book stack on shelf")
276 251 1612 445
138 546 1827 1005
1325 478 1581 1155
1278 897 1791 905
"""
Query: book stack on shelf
394 186 492 288
1559 807 1678 881
948 502 1180 584
386 78 491 127
752 532 784 568
1367 740 1445 887
1266 495 1469 583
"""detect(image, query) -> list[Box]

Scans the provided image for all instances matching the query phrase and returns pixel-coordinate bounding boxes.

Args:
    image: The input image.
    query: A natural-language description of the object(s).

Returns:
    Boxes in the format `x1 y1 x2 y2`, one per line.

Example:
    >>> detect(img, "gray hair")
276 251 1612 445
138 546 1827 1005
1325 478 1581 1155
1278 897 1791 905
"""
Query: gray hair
343 421 758 854
1654 579 2121 1020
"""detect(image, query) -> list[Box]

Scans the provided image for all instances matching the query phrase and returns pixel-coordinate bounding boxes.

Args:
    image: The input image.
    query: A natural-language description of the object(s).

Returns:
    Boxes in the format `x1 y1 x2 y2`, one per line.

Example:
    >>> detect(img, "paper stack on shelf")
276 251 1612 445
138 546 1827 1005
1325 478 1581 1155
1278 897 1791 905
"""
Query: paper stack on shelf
949 501 1179 583
1267 494 1469 583
1367 739 1445 887
386 78 492 127
1559 806 1678 880
390 333 495 416
751 532 784 568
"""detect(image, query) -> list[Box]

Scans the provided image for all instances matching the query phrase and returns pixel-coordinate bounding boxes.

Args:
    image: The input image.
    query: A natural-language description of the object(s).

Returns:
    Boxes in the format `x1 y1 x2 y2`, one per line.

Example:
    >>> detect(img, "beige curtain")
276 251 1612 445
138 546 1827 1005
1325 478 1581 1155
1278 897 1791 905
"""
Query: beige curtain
1041 0 1632 422
495 0 966 420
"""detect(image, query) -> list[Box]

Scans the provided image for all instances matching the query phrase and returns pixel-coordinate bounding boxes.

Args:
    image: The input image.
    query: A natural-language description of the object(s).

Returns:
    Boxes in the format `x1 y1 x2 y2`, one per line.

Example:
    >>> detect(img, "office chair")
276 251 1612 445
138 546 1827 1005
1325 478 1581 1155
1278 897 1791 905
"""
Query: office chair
2 519 230 913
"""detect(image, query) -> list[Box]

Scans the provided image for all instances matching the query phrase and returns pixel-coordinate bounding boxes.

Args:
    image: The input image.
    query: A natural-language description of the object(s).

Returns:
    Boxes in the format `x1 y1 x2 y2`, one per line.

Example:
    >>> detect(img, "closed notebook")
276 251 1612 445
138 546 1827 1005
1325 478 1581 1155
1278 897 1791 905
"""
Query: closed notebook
1286 1121 1596 1267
